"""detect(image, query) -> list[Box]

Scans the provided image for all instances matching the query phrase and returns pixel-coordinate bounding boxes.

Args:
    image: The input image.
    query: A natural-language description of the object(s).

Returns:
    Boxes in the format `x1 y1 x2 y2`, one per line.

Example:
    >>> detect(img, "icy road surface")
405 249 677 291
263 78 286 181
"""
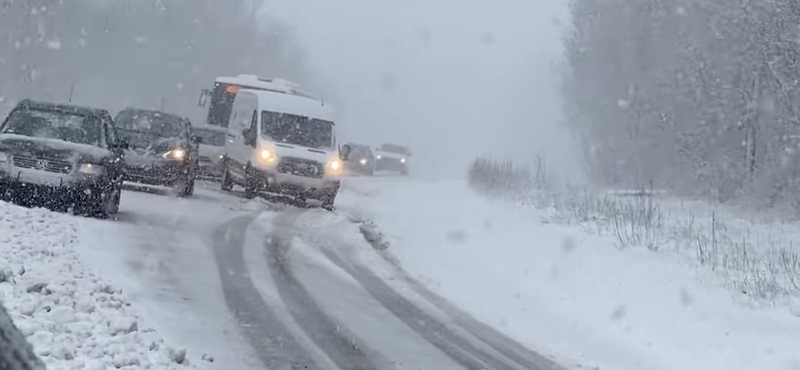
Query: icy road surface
75 182 563 370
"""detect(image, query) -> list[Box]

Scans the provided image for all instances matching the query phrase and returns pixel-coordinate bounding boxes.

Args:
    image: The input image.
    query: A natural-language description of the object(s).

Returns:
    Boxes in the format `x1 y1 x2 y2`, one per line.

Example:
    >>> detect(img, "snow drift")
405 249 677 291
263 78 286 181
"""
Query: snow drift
336 176 800 370
0 202 193 370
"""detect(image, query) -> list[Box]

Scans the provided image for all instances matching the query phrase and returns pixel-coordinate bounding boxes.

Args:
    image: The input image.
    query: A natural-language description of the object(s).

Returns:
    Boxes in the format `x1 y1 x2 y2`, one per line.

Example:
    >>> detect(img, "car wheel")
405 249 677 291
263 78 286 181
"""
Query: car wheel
84 193 110 219
320 188 337 211
108 186 121 215
244 164 258 199
181 177 195 197
221 160 233 191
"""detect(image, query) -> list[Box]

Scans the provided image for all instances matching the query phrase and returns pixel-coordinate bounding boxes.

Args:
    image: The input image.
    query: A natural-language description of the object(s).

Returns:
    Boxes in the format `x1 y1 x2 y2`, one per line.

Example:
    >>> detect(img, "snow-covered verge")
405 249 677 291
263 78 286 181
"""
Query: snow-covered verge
0 202 193 370
335 176 800 370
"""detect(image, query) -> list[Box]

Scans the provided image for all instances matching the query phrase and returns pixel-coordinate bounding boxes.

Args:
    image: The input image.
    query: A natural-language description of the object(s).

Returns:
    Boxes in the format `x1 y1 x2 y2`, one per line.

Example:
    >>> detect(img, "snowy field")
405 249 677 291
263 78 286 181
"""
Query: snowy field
336 176 800 370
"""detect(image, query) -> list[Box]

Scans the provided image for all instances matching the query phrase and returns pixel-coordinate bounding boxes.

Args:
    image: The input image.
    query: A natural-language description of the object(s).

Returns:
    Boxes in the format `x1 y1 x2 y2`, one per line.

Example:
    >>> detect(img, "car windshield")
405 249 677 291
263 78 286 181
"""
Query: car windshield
380 144 408 155
193 128 226 146
261 111 333 149
115 110 185 139
1 108 99 145
349 145 371 157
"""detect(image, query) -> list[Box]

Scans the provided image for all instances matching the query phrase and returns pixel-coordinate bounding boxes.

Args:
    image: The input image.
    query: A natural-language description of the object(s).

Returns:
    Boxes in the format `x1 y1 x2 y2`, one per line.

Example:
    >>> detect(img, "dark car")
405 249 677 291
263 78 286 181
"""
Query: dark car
343 143 376 175
114 108 200 196
0 99 126 217
374 143 411 175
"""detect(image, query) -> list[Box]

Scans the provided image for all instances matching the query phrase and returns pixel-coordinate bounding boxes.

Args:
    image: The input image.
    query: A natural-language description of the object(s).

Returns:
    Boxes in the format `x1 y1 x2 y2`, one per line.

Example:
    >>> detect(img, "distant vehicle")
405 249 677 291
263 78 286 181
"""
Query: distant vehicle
192 124 227 181
114 108 200 196
343 143 376 176
0 99 126 217
374 143 411 175
198 74 320 129
220 87 351 211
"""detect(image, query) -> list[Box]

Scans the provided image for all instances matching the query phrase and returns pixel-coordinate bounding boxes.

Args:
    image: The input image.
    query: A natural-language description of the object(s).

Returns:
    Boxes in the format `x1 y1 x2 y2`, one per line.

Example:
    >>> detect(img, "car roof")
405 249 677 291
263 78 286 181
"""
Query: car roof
116 107 187 122
346 143 370 149
240 88 337 122
193 124 226 133
16 99 110 117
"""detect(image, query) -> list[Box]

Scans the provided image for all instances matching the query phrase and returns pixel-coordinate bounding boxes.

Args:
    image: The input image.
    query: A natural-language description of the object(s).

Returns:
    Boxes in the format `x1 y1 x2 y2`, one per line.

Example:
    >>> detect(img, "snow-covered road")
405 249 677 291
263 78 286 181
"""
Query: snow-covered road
7 174 798 370
68 181 562 370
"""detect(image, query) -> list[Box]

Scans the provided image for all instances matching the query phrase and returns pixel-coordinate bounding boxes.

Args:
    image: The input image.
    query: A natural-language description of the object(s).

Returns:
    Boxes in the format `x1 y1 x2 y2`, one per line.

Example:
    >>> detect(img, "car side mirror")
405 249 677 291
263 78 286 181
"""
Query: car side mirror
340 144 352 161
116 139 130 150
242 128 256 147
197 89 210 107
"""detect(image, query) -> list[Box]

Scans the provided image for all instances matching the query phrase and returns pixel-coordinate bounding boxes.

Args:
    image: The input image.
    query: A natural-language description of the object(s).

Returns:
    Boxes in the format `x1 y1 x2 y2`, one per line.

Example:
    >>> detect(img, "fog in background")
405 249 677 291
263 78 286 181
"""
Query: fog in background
267 0 577 181
0 0 313 127
0 0 579 183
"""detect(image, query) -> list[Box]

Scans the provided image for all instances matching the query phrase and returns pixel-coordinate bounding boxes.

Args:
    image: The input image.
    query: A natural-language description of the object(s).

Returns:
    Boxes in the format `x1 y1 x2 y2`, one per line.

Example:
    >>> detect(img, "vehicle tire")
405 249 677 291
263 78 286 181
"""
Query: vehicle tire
243 164 258 199
220 160 233 191
320 188 337 211
181 177 195 197
108 186 121 215
84 195 109 219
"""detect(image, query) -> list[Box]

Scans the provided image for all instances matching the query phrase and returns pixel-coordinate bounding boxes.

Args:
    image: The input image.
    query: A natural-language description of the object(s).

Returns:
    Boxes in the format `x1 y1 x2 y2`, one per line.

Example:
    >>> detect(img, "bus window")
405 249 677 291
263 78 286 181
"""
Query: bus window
205 83 238 128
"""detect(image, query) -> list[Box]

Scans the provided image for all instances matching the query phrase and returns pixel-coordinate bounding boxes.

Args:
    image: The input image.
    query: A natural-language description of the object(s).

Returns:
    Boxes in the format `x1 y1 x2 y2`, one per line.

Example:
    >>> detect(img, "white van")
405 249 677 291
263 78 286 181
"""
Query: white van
220 88 351 210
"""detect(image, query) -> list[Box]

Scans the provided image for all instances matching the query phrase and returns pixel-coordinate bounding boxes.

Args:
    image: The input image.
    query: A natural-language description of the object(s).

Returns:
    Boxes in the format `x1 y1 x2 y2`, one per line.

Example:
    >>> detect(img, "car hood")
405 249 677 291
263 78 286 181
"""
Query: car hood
123 137 186 166
198 143 224 158
375 150 406 160
0 133 111 163
349 153 373 161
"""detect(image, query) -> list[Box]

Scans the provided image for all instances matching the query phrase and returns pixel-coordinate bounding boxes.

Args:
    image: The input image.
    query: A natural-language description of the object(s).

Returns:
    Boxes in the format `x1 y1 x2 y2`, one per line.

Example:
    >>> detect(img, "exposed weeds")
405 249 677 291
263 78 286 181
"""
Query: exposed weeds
467 156 800 306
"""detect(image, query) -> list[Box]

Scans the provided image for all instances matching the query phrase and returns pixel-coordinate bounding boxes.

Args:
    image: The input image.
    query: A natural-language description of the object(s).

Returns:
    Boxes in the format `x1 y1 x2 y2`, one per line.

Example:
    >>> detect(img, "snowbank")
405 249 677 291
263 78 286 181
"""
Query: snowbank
336 177 800 370
0 202 193 370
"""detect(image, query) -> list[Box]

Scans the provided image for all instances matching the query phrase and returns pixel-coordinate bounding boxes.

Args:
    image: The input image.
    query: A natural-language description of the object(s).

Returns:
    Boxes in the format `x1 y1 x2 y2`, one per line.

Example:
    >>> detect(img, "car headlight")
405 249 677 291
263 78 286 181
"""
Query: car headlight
79 163 106 175
376 155 382 159
329 159 342 171
400 158 406 163
259 149 277 163
359 158 367 165
162 148 186 160
0 152 7 162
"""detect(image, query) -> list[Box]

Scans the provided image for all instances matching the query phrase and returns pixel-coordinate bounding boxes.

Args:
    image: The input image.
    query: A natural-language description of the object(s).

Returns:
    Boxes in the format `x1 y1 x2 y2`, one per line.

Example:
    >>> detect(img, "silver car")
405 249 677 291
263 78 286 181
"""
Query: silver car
192 125 227 181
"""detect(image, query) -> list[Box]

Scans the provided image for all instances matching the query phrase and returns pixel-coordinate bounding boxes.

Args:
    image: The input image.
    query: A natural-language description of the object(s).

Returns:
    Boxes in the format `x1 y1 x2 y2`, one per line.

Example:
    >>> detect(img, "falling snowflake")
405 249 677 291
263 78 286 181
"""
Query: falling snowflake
46 39 62 50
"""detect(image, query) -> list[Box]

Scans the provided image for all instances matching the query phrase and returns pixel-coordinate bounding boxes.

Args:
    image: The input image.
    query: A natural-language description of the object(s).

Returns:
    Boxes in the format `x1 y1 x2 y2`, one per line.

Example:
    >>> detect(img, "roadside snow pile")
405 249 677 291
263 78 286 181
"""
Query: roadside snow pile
336 177 800 370
0 202 193 370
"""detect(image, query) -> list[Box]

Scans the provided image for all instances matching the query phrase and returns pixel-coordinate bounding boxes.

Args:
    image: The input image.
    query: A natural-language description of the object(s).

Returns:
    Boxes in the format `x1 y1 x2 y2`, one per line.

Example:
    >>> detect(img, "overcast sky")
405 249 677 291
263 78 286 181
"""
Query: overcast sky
266 0 576 181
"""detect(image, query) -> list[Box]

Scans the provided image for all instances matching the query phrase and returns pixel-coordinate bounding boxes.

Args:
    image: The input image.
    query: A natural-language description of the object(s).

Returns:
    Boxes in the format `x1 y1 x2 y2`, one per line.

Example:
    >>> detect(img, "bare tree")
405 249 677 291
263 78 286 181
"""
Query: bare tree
562 0 800 207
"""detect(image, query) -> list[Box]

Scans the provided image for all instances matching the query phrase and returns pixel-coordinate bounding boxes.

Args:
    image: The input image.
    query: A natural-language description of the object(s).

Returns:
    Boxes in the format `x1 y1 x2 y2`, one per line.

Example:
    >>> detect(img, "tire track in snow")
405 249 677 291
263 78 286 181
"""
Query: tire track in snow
213 215 321 370
267 212 396 370
398 274 564 370
320 248 539 370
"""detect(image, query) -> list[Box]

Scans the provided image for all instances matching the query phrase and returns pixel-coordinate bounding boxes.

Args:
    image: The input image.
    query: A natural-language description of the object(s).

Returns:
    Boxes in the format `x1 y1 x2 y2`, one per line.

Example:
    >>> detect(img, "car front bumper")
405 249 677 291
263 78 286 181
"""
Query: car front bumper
375 158 407 171
197 160 222 181
124 160 190 186
250 166 340 199
0 169 110 207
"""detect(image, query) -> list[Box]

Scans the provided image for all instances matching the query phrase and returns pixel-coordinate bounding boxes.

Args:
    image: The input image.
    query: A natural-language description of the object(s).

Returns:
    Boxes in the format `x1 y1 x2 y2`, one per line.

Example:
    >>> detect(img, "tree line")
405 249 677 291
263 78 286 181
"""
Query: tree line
0 0 311 122
562 0 800 206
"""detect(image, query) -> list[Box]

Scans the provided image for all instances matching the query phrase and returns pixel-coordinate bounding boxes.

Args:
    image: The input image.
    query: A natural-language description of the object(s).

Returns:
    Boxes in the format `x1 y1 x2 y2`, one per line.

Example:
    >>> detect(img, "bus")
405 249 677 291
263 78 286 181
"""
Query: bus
198 74 321 128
